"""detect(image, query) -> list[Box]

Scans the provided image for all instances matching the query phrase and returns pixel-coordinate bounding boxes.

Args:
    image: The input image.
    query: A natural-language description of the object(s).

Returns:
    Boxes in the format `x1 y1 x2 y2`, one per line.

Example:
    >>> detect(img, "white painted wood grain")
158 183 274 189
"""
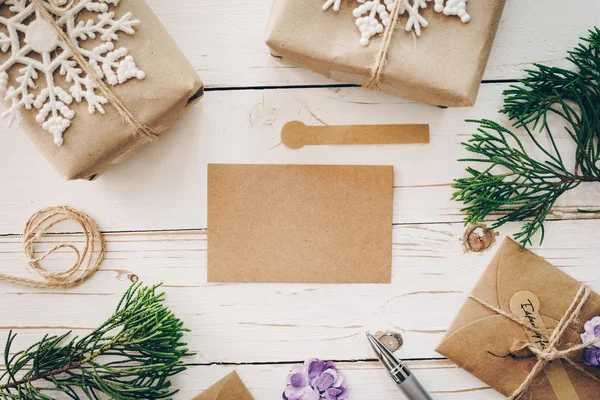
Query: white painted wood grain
1 2 599 399
0 361 502 400
0 219 598 366
169 361 502 400
146 0 600 88
1 83 599 235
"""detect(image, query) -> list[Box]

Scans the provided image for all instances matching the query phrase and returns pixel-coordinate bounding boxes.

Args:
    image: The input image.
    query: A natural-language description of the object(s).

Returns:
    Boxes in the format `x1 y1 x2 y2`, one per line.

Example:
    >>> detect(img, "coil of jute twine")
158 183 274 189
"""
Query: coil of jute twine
0 0 158 142
0 206 105 289
470 286 600 400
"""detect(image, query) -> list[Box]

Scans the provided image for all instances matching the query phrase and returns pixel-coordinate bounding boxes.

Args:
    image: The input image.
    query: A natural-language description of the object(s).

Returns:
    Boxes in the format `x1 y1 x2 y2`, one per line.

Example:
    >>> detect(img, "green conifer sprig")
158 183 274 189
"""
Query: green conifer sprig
453 27 600 247
0 283 193 400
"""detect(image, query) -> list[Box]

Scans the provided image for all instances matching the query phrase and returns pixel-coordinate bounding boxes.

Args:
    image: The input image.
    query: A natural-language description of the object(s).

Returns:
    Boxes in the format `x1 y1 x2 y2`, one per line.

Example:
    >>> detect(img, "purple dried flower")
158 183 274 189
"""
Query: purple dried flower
283 359 347 400
581 316 600 366
584 347 600 366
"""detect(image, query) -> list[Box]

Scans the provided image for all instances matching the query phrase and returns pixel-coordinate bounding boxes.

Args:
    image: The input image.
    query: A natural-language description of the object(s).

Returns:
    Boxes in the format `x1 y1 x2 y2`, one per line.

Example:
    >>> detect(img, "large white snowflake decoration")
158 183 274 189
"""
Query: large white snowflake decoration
0 0 145 146
323 0 470 47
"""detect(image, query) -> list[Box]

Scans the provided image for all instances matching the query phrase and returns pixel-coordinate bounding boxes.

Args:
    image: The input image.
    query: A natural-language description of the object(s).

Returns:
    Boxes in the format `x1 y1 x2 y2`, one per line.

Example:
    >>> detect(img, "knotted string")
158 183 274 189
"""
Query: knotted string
470 286 600 400
27 0 158 142
46 0 78 12
0 206 105 289
363 0 403 90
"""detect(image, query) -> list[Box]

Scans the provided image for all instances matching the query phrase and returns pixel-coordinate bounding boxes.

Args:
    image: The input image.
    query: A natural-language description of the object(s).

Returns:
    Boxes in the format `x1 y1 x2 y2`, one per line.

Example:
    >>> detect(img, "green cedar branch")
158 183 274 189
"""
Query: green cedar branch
0 282 193 400
453 27 600 247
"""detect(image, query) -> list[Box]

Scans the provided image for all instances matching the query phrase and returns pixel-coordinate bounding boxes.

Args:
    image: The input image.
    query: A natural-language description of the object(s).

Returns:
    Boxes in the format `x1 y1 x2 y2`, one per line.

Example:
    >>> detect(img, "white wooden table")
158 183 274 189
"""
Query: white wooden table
1 1 600 399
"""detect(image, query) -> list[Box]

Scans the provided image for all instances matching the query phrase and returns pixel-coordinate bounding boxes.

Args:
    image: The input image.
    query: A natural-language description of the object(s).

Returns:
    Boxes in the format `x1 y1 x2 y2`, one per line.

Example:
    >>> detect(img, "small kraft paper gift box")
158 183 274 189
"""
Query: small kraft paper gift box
437 238 600 400
0 0 204 180
192 371 254 400
265 0 505 107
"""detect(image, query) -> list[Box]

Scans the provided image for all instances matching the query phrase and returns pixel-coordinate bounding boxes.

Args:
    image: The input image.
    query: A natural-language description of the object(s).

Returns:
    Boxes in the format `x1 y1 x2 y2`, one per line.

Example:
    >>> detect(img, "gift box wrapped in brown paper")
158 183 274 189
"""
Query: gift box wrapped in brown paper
437 238 600 399
0 0 203 180
265 0 505 107
192 371 254 400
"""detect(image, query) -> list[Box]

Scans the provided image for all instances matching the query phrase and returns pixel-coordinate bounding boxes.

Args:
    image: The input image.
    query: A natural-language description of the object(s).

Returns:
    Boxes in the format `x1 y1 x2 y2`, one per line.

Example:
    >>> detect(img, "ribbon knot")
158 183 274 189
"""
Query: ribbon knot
46 0 79 12
470 285 600 400
546 348 562 361
532 346 561 361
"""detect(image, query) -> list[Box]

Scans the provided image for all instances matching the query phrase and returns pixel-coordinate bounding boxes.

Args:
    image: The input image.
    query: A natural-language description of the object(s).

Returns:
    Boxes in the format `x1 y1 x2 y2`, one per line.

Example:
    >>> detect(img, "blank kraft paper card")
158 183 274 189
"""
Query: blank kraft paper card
207 164 393 284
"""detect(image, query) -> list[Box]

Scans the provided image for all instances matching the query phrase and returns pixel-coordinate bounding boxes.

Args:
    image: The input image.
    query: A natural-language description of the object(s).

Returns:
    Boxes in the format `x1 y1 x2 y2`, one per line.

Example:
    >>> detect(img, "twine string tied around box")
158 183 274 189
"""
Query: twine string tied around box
470 285 600 400
363 0 404 90
19 0 159 142
0 206 105 289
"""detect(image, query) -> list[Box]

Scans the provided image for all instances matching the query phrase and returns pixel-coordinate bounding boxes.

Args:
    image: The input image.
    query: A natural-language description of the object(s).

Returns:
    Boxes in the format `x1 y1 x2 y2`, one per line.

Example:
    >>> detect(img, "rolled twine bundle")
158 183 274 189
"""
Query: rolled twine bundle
0 206 105 289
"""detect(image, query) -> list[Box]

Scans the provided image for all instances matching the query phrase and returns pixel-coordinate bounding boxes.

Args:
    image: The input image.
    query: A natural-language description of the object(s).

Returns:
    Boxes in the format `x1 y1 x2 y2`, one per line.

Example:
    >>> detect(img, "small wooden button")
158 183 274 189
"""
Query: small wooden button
375 331 404 352
462 224 497 253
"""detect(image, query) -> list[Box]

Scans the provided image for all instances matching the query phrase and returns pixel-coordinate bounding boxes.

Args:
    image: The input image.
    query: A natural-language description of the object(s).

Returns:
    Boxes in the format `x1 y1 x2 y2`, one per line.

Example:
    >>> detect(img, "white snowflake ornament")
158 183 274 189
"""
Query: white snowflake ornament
353 0 396 47
322 0 344 12
400 0 429 36
0 0 145 146
435 0 470 23
323 0 471 46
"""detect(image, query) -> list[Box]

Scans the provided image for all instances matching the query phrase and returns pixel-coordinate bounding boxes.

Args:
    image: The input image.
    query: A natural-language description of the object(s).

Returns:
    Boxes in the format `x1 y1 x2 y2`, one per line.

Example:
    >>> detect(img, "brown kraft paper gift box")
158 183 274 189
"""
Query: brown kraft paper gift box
192 371 254 400
265 0 505 107
0 0 204 180
436 238 600 399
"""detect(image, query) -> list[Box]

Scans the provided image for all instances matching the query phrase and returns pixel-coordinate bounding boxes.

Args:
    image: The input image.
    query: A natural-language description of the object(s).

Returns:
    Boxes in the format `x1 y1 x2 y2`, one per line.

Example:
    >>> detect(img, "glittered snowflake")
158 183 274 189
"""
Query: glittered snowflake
323 0 470 47
0 0 145 146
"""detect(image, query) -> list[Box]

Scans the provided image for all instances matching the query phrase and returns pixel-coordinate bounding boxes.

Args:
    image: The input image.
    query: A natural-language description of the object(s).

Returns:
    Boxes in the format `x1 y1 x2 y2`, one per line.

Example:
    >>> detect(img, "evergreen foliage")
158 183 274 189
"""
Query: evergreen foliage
453 28 600 247
0 283 192 399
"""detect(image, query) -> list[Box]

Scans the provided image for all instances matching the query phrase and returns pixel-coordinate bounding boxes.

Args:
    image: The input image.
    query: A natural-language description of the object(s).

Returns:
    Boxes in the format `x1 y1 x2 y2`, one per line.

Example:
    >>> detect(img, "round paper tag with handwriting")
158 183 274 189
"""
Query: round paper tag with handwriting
509 291 581 400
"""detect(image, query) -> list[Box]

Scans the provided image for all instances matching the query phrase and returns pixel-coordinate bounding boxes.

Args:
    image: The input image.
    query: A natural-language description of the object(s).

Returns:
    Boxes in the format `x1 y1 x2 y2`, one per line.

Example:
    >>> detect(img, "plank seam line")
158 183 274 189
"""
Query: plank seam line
0 215 597 237
181 357 447 367
0 357 449 372
203 79 518 93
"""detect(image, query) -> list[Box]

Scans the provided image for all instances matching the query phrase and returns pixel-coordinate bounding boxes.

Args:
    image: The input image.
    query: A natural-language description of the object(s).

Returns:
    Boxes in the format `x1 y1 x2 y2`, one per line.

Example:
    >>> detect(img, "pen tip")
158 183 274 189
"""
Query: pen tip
366 332 379 348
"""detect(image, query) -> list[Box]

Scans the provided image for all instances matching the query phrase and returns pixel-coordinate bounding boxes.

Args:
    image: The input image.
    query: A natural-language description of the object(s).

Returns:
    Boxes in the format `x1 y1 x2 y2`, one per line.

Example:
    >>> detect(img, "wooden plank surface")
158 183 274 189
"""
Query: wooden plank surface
1 219 599 398
170 361 500 400
1 1 600 399
1 220 599 364
2 84 600 235
2 361 501 399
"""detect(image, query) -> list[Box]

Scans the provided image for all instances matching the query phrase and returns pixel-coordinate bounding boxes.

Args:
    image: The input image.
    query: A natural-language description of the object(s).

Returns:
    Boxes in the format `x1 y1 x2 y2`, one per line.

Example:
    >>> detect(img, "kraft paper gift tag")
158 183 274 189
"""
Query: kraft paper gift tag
192 371 254 400
437 238 600 399
207 164 394 283
281 121 430 149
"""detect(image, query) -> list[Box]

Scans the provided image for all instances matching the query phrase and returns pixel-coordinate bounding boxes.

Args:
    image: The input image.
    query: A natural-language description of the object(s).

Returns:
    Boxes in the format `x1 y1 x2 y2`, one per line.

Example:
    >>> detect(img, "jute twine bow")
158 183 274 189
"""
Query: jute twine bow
363 0 403 90
470 286 600 400
0 0 158 142
0 206 105 289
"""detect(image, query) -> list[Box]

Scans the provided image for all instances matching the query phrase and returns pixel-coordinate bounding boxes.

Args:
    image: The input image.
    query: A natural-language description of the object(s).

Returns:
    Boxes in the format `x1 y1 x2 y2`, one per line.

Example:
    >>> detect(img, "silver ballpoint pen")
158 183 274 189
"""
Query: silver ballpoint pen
366 332 433 400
